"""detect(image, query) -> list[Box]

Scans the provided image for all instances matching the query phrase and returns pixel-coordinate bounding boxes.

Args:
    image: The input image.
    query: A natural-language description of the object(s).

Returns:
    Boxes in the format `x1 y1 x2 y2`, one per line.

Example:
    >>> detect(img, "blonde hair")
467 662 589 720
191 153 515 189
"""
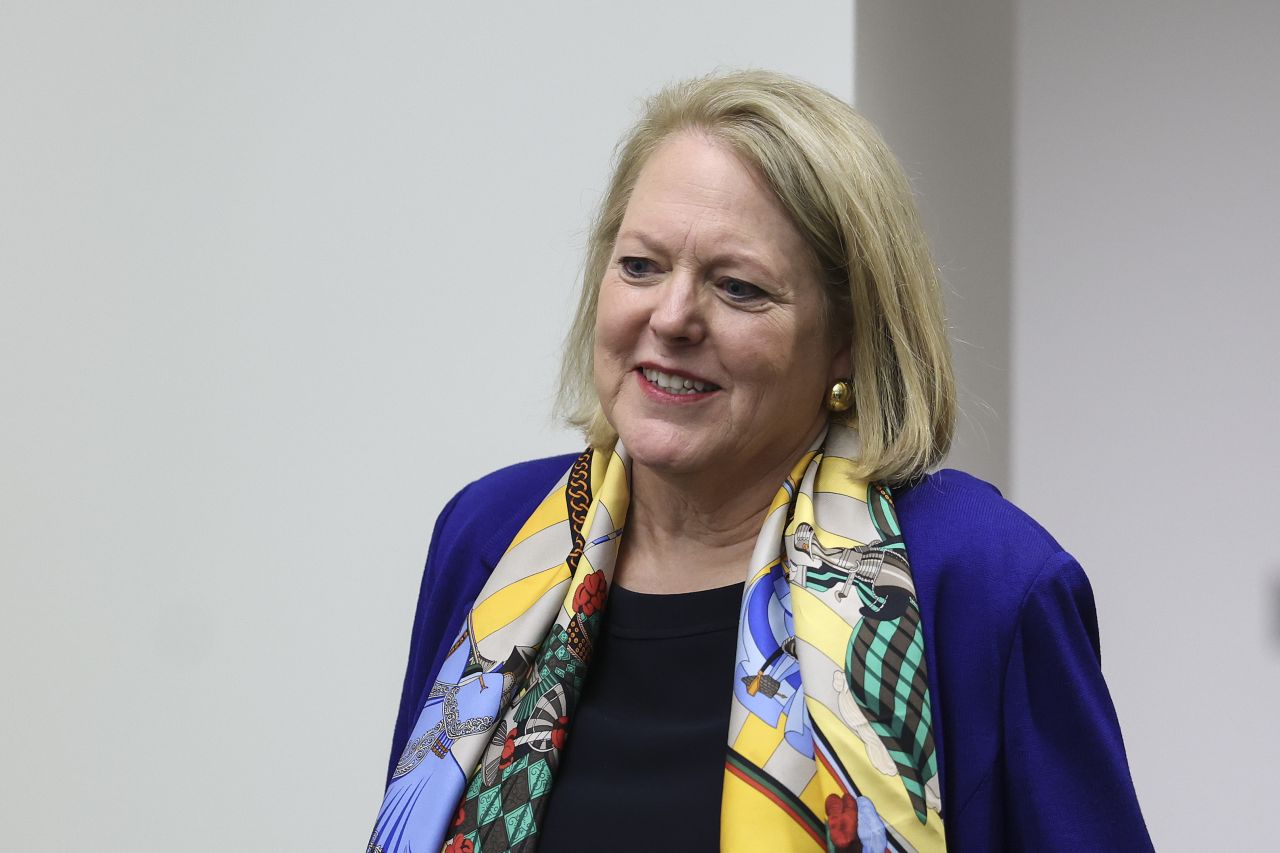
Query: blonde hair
557 69 955 485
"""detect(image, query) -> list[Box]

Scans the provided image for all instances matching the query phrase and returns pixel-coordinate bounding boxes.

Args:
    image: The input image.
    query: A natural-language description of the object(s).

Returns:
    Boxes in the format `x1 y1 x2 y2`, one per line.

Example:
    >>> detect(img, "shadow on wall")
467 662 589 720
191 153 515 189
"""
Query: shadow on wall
1273 571 1280 651
854 0 1014 491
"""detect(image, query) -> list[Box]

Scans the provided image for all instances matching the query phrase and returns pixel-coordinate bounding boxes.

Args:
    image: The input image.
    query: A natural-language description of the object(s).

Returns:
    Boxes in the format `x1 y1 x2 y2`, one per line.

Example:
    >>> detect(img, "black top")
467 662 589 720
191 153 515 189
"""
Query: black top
537 580 745 852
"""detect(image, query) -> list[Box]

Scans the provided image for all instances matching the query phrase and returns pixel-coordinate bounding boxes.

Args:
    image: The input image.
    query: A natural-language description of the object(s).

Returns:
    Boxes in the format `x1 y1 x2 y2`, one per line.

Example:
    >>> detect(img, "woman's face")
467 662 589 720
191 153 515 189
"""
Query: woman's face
593 131 848 484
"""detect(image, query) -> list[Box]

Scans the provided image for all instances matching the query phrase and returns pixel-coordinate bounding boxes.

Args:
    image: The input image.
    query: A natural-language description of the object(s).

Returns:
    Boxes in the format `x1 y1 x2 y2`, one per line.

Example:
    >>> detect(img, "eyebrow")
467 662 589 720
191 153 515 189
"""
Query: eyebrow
614 228 782 282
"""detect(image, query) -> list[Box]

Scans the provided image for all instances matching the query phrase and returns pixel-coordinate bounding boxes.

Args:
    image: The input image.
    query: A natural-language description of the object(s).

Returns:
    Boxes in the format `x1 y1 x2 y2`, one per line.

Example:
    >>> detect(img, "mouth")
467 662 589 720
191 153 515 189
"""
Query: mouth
636 365 722 396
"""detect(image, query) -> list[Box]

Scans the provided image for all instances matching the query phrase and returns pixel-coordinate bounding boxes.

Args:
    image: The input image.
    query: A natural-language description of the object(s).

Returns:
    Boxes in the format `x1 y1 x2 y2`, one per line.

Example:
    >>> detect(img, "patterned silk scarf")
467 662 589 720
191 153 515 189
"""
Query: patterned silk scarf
369 425 945 852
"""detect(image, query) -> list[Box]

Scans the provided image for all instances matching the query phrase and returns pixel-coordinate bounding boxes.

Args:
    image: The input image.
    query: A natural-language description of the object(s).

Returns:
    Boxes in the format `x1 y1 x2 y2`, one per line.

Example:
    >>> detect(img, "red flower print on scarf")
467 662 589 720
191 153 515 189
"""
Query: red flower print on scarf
453 803 466 827
499 726 516 769
550 715 570 750
444 834 474 853
572 570 607 616
825 792 860 850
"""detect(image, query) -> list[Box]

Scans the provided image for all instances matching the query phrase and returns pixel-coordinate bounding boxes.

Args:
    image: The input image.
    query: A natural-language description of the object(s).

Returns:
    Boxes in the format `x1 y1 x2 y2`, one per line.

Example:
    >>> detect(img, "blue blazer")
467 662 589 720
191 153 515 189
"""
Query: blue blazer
384 455 1153 851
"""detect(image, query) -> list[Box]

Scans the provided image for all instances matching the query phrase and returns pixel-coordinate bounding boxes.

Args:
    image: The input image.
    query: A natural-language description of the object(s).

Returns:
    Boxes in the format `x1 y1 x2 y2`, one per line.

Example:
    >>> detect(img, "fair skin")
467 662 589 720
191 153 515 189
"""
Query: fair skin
593 131 850 594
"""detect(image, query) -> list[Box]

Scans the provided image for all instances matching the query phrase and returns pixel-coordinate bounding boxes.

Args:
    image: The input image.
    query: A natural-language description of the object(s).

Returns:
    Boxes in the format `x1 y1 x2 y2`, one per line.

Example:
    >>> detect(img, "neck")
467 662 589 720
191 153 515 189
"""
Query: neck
614 421 826 594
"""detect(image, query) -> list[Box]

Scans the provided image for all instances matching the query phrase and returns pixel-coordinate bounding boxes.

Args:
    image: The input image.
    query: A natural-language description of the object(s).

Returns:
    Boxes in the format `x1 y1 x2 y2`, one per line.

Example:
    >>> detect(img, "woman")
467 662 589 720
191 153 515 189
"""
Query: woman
368 71 1152 852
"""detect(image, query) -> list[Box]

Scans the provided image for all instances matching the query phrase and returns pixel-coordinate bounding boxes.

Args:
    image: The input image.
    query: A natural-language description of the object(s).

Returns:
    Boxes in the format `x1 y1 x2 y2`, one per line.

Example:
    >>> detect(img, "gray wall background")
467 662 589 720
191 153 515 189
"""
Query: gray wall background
3 2 1276 851
0 2 852 850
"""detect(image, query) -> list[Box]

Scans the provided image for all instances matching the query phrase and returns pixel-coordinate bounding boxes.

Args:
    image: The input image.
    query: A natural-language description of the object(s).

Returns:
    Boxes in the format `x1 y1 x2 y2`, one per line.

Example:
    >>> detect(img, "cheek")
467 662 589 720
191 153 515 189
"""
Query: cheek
593 283 631 388
593 282 615 347
727 317 802 384
595 280 642 359
734 318 826 407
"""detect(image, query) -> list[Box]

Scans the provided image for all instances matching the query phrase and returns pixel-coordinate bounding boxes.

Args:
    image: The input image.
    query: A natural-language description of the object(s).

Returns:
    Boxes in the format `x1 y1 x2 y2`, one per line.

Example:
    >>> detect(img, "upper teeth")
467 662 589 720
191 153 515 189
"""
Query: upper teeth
642 368 716 394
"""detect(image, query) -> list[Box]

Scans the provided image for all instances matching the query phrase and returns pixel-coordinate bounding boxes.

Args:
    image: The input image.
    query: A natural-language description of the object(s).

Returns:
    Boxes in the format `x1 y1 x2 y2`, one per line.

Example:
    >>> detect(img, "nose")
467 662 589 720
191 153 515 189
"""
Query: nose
647 268 706 345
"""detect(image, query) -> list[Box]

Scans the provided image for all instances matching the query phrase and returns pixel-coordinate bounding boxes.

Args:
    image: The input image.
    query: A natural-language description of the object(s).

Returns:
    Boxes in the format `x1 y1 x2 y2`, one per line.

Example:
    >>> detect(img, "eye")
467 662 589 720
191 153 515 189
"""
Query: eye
618 257 659 279
721 278 766 302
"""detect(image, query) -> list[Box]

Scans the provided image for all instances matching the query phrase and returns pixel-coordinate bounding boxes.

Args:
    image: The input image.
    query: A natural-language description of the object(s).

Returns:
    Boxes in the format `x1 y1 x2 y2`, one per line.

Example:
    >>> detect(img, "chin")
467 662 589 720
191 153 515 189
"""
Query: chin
614 422 712 475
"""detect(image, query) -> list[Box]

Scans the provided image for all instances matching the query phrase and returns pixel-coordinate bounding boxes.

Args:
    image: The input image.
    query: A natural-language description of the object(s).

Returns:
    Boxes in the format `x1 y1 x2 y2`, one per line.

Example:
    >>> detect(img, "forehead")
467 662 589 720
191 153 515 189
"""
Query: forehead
619 132 811 264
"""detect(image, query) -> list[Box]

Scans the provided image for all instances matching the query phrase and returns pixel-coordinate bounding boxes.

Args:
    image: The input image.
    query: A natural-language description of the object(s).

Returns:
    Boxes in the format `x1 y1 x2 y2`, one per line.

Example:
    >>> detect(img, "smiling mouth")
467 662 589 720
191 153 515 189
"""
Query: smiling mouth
638 367 721 395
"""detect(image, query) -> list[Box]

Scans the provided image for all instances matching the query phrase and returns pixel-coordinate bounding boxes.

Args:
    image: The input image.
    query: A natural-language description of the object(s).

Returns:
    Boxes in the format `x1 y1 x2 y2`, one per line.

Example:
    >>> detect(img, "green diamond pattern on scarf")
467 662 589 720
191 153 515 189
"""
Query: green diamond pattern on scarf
503 803 535 844
526 759 552 799
477 787 501 827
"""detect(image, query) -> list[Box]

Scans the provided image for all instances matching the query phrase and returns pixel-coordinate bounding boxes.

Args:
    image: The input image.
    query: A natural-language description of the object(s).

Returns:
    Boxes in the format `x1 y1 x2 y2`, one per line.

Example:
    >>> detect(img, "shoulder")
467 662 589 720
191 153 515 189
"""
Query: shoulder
383 452 581 785
433 453 581 568
407 452 582 676
896 468 1068 576
898 473 1149 847
894 468 1084 635
450 453 581 516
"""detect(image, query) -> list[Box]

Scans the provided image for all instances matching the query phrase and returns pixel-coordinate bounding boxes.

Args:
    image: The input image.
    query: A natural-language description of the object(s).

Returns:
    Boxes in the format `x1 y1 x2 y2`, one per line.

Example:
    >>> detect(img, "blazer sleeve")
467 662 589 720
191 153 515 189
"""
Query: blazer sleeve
1001 551 1154 851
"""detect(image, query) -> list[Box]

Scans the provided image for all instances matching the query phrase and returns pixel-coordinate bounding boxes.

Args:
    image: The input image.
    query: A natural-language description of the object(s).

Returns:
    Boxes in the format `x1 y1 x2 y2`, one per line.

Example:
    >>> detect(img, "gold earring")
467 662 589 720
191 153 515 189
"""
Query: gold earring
826 380 853 412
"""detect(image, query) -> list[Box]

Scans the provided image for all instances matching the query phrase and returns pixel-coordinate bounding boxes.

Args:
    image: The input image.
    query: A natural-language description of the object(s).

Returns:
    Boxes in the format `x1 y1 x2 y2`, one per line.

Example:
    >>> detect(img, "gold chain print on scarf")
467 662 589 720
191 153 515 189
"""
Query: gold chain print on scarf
368 425 945 853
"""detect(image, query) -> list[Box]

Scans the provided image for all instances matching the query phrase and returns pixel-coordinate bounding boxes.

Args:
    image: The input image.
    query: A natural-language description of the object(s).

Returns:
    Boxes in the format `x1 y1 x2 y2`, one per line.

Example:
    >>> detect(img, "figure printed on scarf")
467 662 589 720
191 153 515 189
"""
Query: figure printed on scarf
723 450 941 853
784 485 943 819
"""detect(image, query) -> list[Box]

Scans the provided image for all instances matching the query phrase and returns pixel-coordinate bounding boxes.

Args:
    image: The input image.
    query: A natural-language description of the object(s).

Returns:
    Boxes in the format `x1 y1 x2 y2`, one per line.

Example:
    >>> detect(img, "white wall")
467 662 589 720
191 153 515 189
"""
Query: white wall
1013 3 1280 850
0 3 853 850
